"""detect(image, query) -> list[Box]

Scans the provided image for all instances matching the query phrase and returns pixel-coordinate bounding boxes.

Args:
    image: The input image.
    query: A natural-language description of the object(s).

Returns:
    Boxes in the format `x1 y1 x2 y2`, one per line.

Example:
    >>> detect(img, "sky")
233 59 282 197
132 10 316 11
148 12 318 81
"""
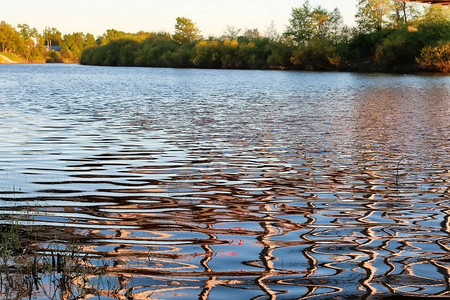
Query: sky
2 0 358 37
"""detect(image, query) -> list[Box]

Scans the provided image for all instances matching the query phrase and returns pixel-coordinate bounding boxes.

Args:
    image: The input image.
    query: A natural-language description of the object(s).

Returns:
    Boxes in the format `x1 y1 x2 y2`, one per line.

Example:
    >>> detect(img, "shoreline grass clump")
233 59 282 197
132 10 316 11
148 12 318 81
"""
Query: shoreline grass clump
0 219 111 300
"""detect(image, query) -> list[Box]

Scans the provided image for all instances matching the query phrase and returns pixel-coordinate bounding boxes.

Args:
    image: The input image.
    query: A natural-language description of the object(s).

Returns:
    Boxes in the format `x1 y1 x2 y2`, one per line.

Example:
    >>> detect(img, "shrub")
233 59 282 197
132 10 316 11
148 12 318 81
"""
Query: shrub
416 41 450 72
46 50 63 63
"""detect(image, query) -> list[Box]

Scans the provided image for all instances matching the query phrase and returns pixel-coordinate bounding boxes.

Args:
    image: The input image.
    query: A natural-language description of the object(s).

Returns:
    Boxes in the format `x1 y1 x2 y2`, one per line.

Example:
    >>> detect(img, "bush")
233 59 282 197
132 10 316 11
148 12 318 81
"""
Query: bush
46 50 63 63
416 41 450 72
134 35 178 67
291 39 340 70
375 28 420 67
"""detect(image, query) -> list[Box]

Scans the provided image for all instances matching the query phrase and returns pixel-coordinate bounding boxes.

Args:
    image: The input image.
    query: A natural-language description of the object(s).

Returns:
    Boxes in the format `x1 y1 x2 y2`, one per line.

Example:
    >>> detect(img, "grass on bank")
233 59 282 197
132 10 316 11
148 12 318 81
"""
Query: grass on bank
0 52 27 63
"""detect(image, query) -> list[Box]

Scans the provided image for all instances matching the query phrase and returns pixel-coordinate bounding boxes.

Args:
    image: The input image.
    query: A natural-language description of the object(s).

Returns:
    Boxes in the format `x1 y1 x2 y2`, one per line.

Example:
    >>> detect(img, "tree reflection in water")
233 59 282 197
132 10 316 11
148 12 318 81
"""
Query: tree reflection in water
0 67 449 299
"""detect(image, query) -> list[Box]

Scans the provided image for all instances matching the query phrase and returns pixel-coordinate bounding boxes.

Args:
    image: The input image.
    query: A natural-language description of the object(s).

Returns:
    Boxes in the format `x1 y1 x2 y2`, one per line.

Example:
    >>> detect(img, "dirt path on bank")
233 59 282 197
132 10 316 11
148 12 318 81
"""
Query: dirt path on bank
0 54 17 64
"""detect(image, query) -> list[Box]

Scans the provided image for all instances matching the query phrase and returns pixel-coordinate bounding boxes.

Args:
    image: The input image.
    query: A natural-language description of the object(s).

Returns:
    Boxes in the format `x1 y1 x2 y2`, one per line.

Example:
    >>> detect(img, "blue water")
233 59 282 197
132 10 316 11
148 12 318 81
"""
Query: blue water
0 64 449 299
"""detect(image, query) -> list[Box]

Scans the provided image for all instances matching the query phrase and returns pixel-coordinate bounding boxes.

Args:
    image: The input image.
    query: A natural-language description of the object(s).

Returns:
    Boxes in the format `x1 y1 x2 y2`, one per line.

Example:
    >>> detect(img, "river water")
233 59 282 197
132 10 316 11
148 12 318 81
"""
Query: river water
0 64 449 299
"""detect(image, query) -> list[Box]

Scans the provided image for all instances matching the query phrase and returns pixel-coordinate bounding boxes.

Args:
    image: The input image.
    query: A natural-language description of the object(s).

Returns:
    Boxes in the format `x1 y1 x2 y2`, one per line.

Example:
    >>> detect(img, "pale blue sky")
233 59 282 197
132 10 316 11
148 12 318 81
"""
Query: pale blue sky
2 0 357 37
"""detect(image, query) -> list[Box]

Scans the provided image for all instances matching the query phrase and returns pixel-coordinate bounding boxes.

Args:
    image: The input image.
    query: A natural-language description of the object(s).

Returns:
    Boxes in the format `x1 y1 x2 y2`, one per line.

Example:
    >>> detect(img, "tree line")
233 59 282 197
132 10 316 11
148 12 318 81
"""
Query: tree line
0 22 97 63
1 0 449 72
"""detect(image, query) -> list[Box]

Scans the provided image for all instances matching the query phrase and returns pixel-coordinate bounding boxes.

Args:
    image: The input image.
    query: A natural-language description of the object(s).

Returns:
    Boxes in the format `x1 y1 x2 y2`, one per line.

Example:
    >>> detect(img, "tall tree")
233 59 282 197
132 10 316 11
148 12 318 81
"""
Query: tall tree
390 1 421 27
356 0 393 33
43 27 62 49
285 0 314 43
99 29 127 45
173 17 201 44
223 25 241 40
421 4 450 25
285 1 342 44
265 21 280 42
61 32 99 61
17 24 41 60
243 28 260 40
0 21 22 53
17 24 38 41
84 33 97 48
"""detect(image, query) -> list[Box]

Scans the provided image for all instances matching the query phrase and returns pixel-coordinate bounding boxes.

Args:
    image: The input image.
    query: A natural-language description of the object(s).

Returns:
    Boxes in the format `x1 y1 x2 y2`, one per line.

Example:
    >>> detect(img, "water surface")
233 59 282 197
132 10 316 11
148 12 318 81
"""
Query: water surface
0 64 449 299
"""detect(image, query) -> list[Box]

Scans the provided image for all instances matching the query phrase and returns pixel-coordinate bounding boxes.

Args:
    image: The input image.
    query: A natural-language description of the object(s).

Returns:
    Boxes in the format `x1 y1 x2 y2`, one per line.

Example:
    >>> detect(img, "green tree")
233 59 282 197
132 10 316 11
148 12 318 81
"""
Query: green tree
0 21 23 53
285 1 314 43
17 24 38 41
356 0 393 33
99 29 127 45
193 40 222 68
173 17 201 44
47 50 63 63
43 27 62 49
390 1 421 27
221 39 240 68
291 38 340 70
134 33 194 67
415 5 450 72
170 43 195 68
375 28 420 67
417 5 450 45
61 32 97 61
85 33 97 48
17 24 40 60
285 1 342 44
61 32 83 60
421 4 450 25
267 40 292 69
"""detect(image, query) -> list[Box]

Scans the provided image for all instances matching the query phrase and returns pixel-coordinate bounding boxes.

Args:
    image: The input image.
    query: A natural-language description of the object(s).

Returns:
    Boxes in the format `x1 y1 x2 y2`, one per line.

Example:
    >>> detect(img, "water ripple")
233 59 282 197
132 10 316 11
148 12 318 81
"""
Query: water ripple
0 65 449 298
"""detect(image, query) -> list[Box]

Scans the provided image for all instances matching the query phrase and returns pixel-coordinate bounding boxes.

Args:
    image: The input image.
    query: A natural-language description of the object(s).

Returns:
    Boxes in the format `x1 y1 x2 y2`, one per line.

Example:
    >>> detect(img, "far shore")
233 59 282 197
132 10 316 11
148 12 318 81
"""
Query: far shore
1 52 448 74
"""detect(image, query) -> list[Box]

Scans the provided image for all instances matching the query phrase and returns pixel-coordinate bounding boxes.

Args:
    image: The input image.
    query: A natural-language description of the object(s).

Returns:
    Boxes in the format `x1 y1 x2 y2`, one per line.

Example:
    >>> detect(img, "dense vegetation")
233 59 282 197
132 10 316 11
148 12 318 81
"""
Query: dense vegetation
82 1 450 72
1 1 449 72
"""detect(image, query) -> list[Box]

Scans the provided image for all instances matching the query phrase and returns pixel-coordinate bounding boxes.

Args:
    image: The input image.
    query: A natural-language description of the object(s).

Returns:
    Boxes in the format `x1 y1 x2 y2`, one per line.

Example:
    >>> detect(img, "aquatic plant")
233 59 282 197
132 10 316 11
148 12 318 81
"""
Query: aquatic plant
0 219 117 299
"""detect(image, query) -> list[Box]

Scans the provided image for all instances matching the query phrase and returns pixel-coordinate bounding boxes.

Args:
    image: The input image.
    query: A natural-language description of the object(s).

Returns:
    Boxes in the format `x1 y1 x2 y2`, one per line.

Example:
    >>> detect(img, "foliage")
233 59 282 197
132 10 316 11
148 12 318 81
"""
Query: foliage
223 25 241 40
173 17 201 44
80 39 139 66
43 27 62 49
390 1 421 27
284 1 344 70
0 21 46 62
61 32 97 62
266 40 292 69
193 40 222 68
421 4 450 25
81 20 293 70
0 21 22 53
285 1 343 44
1 2 449 72
47 50 63 63
137 33 194 68
416 41 450 72
375 28 419 66
356 0 393 33
291 38 341 70
98 29 151 45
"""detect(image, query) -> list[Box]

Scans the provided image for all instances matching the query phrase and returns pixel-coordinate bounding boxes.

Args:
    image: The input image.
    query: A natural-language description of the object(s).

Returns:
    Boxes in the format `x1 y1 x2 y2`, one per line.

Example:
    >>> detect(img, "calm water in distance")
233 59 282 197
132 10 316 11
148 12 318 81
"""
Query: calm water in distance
0 64 449 299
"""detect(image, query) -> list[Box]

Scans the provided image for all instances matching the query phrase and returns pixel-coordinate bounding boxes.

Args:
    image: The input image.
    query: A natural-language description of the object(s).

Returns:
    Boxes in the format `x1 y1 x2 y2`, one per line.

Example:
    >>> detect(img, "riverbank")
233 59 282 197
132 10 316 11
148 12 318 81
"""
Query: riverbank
0 52 72 64
0 53 19 64
2 52 447 74
79 31 450 73
0 52 44 64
